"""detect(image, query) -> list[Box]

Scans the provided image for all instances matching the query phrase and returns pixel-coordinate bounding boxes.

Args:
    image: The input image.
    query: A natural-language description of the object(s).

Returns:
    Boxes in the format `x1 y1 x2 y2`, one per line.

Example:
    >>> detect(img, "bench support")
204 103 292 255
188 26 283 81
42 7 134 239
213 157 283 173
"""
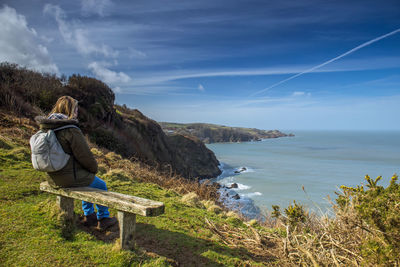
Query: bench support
57 196 74 221
118 211 136 250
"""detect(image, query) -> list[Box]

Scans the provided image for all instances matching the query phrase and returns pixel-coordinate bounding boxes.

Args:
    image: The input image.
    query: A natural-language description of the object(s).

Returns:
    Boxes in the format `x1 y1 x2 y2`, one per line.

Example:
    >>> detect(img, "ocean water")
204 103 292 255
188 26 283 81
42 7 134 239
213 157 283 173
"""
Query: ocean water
207 131 400 218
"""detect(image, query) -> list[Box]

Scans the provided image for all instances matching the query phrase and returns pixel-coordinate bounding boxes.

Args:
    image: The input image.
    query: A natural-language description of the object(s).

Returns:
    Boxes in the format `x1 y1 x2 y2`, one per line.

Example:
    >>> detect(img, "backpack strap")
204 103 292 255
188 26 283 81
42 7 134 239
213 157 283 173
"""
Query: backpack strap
53 125 80 132
52 124 80 181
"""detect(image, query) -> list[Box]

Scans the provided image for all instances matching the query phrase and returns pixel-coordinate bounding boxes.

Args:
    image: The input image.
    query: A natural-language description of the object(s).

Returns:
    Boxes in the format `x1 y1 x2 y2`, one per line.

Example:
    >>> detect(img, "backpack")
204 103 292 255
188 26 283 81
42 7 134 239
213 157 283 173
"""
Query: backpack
30 125 79 172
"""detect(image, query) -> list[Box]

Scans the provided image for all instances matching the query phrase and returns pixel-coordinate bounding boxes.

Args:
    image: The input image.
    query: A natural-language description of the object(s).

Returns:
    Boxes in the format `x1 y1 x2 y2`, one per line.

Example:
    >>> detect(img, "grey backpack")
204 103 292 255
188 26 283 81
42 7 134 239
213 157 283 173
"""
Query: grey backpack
30 125 79 172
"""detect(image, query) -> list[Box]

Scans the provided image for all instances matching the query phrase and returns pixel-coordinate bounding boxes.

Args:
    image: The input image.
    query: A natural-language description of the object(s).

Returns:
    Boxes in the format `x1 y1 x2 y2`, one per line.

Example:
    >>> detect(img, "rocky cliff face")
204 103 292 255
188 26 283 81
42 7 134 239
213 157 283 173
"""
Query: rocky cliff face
115 107 221 179
0 64 221 179
167 134 221 179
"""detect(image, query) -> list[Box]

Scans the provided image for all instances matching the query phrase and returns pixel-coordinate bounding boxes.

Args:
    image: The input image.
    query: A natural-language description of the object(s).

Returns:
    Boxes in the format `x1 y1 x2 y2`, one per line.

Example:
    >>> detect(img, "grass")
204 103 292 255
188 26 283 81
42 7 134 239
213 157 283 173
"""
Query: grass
0 114 276 266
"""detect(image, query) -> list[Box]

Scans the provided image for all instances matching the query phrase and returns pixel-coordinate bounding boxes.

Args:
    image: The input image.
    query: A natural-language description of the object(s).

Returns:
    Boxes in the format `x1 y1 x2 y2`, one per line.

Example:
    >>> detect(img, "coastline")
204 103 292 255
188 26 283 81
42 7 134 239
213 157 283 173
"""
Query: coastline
211 162 265 220
207 130 400 219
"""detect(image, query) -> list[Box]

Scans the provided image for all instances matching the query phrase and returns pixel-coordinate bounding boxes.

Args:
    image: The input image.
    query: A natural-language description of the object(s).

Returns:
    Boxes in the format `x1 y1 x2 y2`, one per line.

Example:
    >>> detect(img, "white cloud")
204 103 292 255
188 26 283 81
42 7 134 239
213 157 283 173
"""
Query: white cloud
0 5 58 73
128 57 400 88
128 47 147 59
198 84 205 92
44 4 118 58
292 91 305 96
88 61 132 85
113 86 122 93
81 0 113 17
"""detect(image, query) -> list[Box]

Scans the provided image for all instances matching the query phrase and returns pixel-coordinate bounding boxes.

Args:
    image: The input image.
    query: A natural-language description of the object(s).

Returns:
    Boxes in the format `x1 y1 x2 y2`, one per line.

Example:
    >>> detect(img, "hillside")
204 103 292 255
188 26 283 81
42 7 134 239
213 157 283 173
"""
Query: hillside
0 63 221 179
0 113 276 266
159 122 294 143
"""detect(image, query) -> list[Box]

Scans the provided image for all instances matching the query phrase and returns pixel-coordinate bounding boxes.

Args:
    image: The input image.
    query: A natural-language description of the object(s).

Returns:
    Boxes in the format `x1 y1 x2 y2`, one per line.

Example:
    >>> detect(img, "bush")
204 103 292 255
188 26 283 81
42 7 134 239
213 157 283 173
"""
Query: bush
0 62 63 116
340 174 400 265
284 200 307 227
271 201 307 228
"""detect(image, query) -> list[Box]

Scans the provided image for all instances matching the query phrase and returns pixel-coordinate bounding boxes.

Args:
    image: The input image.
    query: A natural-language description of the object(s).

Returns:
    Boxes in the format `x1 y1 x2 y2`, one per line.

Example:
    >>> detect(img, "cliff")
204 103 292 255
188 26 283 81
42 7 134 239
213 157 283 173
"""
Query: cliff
114 106 221 179
159 122 294 143
0 62 221 179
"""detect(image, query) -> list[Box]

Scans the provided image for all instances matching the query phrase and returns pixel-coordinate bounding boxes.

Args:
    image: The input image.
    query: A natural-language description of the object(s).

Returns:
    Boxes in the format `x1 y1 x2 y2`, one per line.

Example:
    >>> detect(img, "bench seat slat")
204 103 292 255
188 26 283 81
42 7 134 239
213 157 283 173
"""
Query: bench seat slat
40 181 164 217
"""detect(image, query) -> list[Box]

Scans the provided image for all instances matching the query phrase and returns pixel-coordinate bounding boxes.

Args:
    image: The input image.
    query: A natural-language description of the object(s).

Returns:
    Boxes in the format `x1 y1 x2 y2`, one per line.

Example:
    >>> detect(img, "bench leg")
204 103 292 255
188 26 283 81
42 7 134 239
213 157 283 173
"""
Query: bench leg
118 211 136 250
56 196 74 221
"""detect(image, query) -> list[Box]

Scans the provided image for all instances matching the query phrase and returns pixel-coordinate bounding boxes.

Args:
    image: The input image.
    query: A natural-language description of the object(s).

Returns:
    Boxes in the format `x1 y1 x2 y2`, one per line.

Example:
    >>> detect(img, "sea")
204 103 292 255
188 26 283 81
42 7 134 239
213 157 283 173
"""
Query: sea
207 130 400 219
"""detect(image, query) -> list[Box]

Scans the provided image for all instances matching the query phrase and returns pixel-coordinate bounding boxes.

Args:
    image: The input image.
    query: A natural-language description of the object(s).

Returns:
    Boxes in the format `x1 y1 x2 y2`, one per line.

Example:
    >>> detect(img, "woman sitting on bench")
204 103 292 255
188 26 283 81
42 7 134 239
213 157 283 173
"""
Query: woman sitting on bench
36 96 117 230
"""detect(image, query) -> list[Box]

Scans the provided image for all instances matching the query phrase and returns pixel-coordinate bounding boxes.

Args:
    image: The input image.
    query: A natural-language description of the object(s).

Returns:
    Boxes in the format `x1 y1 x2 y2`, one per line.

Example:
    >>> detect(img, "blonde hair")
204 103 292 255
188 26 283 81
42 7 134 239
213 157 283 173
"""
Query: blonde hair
50 96 78 119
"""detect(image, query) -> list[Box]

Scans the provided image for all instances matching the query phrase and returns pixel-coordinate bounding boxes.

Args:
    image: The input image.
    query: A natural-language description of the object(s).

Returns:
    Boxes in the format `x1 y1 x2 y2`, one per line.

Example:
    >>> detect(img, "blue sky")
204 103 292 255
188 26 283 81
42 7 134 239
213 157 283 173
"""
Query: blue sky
1 0 399 130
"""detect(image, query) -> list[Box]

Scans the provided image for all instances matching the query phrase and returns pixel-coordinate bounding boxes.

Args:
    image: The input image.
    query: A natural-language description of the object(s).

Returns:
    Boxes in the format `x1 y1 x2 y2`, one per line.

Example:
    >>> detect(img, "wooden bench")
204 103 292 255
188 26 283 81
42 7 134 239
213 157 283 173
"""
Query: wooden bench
40 181 165 250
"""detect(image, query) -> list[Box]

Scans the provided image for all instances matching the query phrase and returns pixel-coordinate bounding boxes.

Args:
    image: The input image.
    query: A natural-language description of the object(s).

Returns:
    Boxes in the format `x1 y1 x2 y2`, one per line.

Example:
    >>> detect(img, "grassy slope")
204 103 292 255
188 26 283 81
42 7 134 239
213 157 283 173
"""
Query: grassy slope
0 116 276 266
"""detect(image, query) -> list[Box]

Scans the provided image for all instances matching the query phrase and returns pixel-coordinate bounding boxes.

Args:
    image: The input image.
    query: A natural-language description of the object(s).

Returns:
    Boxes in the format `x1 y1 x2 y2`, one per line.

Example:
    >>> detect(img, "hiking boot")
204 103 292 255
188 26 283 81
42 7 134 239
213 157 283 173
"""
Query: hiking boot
97 217 118 231
82 212 98 227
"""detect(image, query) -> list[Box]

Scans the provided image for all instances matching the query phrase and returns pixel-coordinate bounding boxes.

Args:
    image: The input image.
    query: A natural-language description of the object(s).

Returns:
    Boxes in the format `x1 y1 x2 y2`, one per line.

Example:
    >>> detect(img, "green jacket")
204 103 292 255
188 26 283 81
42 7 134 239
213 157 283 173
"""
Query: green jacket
35 116 97 188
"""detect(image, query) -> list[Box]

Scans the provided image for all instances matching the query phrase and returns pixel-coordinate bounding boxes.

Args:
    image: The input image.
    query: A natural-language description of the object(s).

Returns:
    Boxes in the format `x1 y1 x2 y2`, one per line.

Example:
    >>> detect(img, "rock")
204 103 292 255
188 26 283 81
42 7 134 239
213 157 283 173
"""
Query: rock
234 167 246 174
167 134 222 179
232 194 240 200
229 183 239 189
213 182 221 189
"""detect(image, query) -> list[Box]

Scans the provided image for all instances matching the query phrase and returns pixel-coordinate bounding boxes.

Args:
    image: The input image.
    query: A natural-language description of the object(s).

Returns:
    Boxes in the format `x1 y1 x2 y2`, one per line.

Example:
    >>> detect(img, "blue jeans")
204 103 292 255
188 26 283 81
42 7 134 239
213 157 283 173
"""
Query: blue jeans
82 176 110 219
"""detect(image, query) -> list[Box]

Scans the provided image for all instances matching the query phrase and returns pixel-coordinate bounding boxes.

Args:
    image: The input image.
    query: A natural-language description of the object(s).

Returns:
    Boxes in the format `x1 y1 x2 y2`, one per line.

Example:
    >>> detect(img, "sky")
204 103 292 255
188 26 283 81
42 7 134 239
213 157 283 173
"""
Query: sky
0 0 399 130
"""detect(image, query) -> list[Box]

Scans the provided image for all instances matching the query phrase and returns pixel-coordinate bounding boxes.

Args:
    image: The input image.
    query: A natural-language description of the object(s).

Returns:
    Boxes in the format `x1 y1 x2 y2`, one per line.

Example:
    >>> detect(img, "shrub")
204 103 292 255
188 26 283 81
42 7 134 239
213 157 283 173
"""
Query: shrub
284 200 307 227
340 174 400 265
271 201 307 228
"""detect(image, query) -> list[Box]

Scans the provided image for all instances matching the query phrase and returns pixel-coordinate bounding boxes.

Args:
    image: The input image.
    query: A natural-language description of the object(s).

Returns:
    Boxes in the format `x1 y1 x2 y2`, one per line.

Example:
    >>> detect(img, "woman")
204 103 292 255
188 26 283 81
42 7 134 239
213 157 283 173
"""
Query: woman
36 96 117 230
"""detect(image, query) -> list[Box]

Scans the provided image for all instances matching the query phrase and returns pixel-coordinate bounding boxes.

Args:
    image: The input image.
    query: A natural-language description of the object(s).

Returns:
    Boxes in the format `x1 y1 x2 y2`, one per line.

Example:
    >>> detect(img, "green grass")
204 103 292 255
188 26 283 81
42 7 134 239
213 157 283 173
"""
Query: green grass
0 134 273 266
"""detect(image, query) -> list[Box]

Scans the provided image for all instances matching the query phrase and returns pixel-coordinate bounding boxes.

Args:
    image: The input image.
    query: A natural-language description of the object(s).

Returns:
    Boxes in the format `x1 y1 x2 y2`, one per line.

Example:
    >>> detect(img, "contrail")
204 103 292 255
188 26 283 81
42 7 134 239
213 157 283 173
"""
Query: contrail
250 28 400 97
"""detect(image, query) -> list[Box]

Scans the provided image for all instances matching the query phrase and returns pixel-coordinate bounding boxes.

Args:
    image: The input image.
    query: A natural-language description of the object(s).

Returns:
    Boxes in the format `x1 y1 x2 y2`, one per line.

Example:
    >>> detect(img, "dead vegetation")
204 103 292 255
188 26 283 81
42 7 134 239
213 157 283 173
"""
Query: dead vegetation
202 202 364 266
92 147 220 202
203 179 400 266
